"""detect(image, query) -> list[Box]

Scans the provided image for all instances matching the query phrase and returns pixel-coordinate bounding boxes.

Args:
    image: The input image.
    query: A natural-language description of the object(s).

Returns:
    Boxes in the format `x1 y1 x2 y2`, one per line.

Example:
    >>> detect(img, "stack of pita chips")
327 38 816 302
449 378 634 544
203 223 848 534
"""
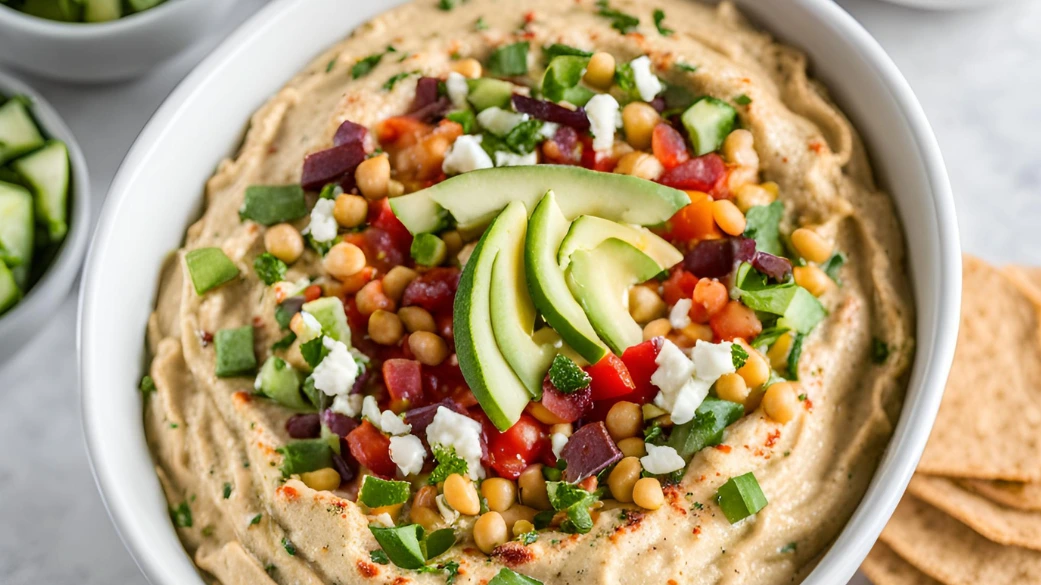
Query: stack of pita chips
862 256 1041 585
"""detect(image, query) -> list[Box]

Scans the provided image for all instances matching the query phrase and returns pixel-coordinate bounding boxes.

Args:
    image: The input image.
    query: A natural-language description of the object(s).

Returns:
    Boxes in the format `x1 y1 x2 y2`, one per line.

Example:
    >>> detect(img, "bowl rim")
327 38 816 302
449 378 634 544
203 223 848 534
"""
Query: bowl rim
0 69 91 340
0 0 209 36
77 0 961 583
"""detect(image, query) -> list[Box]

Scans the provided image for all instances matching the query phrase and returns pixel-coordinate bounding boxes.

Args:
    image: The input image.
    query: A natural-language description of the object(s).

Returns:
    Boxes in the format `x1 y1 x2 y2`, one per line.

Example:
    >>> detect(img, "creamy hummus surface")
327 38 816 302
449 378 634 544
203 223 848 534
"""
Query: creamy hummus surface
143 1 915 584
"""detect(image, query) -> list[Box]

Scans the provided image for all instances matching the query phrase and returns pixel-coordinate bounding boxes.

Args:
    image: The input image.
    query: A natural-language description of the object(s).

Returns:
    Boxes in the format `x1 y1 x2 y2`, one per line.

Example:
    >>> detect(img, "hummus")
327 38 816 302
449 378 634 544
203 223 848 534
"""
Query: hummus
142 1 914 584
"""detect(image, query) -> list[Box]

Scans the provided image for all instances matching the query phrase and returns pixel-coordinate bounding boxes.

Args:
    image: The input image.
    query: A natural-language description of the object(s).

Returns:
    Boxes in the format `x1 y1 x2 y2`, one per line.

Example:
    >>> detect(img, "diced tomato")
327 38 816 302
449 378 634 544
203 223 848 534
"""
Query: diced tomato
369 198 413 256
401 268 460 313
383 359 423 404
662 268 698 306
303 285 322 302
579 135 618 172
393 121 463 183
487 414 549 480
659 153 727 194
422 361 468 404
375 116 430 146
689 278 729 323
651 124 690 170
539 378 593 423
661 191 723 244
346 421 396 478
586 354 636 402
620 338 663 405
542 126 582 165
338 266 376 295
709 300 763 342
435 311 454 344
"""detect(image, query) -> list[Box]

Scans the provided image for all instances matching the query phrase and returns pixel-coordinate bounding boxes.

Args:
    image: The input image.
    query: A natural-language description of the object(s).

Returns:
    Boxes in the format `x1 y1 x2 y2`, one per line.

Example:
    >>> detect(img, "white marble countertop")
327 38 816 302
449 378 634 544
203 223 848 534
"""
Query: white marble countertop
1 0 1038 583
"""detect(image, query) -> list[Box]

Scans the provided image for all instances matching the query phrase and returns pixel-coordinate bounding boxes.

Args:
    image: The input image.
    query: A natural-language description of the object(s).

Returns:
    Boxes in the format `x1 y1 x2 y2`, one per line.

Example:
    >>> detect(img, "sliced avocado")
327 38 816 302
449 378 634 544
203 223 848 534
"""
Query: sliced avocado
557 215 682 271
681 97 737 156
389 166 688 235
488 201 555 398
410 233 447 267
11 141 69 241
0 98 45 165
84 0 122 21
301 297 351 344
128 0 166 11
526 191 608 364
566 238 662 355
20 0 83 21
454 204 533 431
0 260 22 315
256 356 309 410
0 182 34 271
466 78 515 112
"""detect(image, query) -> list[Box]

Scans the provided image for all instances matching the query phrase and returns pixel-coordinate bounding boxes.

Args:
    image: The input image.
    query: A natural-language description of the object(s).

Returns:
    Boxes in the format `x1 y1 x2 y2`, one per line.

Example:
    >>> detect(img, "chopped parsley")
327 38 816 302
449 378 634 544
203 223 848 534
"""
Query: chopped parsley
798 393 808 402
300 336 329 369
201 525 215 537
675 62 698 73
271 332 297 351
643 422 665 445
544 43 593 61
487 41 530 77
614 62 637 97
170 502 192 528
437 0 455 11
446 109 476 133
596 0 639 34
734 93 752 105
786 333 805 380
546 482 599 534
821 251 847 284
253 253 287 286
872 337 890 364
742 201 784 257
139 375 156 395
429 445 469 484
518 531 539 545
222 482 232 499
351 46 397 79
442 560 461 584
325 57 337 73
780 541 798 554
370 549 390 564
474 16 488 31
547 354 591 394
282 537 296 556
383 71 414 91
652 9 673 35
249 513 262 526
731 343 749 369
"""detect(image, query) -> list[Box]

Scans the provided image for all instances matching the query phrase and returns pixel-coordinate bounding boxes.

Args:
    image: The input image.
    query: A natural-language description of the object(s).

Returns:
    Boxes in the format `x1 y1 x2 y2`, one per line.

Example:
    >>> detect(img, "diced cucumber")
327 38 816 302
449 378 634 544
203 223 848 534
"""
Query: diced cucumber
681 97 737 156
215 326 257 377
185 247 239 294
84 0 122 22
0 98 45 165
0 181 34 271
410 233 447 267
0 260 22 315
11 141 69 241
239 185 307 226
466 78 515 112
255 356 308 410
127 0 165 12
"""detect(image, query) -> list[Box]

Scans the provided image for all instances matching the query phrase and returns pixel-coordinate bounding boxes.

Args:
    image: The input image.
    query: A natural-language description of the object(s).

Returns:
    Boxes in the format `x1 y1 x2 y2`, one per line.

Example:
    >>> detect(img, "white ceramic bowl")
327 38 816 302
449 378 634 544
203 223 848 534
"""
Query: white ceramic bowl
0 69 90 365
877 0 1015 9
0 0 235 83
78 0 961 583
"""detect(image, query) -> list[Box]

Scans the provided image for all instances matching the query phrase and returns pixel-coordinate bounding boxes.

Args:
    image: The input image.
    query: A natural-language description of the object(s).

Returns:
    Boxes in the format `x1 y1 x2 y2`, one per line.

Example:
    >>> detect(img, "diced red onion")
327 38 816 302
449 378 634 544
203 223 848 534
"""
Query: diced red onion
407 77 450 123
684 237 756 279
333 120 370 148
285 413 321 439
321 409 360 438
751 251 793 282
301 142 366 191
560 421 622 483
279 296 305 319
511 94 591 131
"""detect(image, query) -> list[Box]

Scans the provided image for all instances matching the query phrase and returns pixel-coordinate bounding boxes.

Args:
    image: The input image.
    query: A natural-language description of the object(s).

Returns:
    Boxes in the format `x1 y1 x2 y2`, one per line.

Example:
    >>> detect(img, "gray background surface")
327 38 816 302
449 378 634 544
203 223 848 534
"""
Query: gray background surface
1 0 1038 583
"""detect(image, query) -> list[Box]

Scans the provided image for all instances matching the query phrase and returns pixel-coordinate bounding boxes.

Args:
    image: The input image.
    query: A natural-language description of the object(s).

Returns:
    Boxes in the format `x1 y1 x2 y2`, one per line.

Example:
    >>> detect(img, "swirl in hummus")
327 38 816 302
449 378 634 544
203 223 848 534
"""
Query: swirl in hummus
142 1 915 584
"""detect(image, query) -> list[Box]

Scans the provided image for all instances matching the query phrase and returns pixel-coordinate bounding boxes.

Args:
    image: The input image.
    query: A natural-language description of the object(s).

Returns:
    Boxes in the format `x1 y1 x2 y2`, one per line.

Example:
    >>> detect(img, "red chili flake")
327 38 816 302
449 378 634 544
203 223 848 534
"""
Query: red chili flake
714 444 732 454
251 316 264 328
392 578 409 585
304 285 322 302
277 485 299 501
492 542 535 566
524 10 536 22
356 560 379 578
692 526 702 536
804 398 814 411
199 330 213 346
765 430 781 448
809 141 824 153
232 391 252 405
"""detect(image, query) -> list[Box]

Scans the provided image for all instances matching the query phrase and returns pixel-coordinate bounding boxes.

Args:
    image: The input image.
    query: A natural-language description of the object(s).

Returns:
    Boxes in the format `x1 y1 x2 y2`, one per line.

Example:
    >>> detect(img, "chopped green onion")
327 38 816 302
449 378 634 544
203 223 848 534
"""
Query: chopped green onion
731 343 749 369
667 397 744 462
716 472 768 524
543 43 592 61
214 326 257 377
547 354 591 394
239 185 307 226
488 567 544 585
368 524 426 569
139 375 156 395
277 438 333 477
429 445 468 484
541 55 593 105
487 41 530 77
170 502 192 528
359 476 412 508
185 247 238 294
222 482 232 499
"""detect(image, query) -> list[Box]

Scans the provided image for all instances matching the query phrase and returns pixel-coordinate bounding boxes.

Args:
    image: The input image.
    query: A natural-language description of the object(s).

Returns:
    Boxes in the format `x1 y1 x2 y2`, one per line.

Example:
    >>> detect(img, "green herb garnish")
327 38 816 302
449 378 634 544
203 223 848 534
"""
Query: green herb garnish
170 502 192 528
282 537 296 556
253 253 287 286
446 109 476 133
368 524 426 569
546 482 598 534
743 201 784 257
352 46 397 79
734 94 752 105
300 336 329 369
786 333 805 380
544 43 593 61
222 482 232 499
596 0 639 34
780 541 798 554
271 332 297 351
249 513 262 526
474 16 488 30
750 326 790 352
428 445 469 484
541 55 594 105
716 472 768 524
652 9 672 35
140 375 156 395
675 62 698 73
731 343 749 369
488 567 544 585
667 397 744 462
518 531 538 545
487 41 530 77
326 58 337 73
547 354 591 394
383 72 413 91
370 549 390 564
643 422 665 445
872 337 890 364
821 251 847 284
437 0 455 11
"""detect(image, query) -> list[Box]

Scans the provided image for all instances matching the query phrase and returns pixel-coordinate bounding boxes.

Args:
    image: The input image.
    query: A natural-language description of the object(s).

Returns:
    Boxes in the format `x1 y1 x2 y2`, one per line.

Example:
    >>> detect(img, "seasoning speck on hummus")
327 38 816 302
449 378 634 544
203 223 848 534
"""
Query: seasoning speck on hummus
142 1 914 584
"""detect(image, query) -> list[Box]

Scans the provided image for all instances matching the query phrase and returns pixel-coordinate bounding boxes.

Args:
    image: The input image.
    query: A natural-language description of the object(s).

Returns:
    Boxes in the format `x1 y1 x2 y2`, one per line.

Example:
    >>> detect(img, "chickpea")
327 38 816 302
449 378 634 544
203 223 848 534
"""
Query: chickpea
333 193 368 228
584 51 616 89
629 285 666 324
300 467 341 491
481 478 518 513
355 280 394 315
408 331 449 366
387 179 405 198
715 373 750 405
794 264 831 297
368 310 404 345
452 58 483 79
737 342 770 388
527 402 567 425
760 181 780 197
632 477 665 510
722 129 759 168
790 228 832 264
767 332 794 372
605 401 643 442
441 231 463 258
410 485 440 529
370 503 403 519
512 520 535 537
473 511 508 554
264 224 304 264
549 423 573 437
614 151 664 181
607 457 642 503
499 505 537 536
712 199 747 237
382 266 419 303
727 165 759 191
621 102 661 151
323 242 367 281
398 305 437 333
518 464 551 510
355 154 391 200
734 183 776 213
443 473 481 516
643 318 672 341
617 437 646 458
763 382 800 424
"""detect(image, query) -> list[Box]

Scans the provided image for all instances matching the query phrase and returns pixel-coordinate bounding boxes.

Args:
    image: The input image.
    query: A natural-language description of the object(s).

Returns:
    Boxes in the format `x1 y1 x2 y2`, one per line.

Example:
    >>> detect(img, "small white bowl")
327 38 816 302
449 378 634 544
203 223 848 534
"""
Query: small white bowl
78 0 961 583
0 0 236 83
0 69 90 364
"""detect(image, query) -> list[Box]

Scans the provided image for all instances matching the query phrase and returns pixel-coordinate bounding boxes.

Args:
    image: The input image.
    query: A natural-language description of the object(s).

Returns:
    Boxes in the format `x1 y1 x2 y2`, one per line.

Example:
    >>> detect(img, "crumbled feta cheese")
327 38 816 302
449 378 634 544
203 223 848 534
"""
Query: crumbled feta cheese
666 377 712 425
641 443 685 475
669 298 693 330
272 278 310 300
494 150 538 167
476 107 528 136
330 393 363 417
538 121 560 139
436 494 460 525
372 512 395 527
630 56 663 102
312 337 359 396
692 340 736 381
442 135 493 175
426 406 485 479
303 198 338 243
380 410 412 436
389 434 427 476
586 93 621 152
446 72 469 109
551 433 569 459
361 395 382 426
651 338 710 425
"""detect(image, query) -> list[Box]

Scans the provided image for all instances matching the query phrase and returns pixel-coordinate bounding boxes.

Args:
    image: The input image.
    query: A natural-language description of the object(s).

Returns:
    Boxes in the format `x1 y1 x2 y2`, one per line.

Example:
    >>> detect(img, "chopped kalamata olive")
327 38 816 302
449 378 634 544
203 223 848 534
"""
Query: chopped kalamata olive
285 413 321 439
561 421 622 483
511 94 591 131
279 296 305 318
404 399 465 439
751 251 793 282
540 377 593 423
407 77 451 123
301 142 367 191
321 409 360 438
684 237 756 279
331 444 357 484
